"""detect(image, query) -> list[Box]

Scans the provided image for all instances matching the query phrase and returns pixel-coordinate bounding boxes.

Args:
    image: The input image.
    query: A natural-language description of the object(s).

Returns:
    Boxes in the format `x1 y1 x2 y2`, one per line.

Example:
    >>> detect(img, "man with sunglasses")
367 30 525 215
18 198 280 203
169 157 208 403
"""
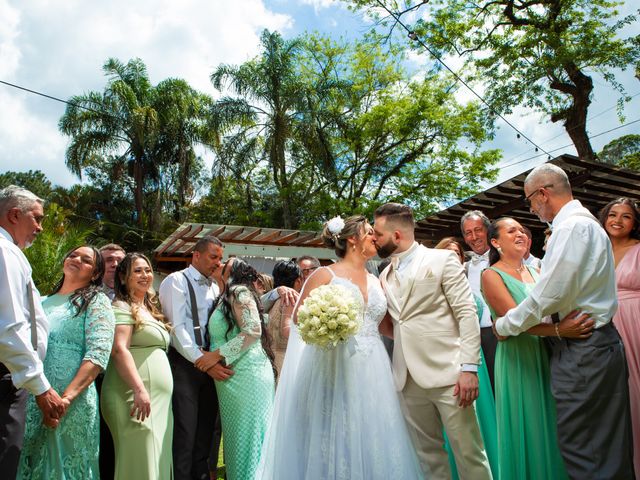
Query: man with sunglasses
495 164 633 479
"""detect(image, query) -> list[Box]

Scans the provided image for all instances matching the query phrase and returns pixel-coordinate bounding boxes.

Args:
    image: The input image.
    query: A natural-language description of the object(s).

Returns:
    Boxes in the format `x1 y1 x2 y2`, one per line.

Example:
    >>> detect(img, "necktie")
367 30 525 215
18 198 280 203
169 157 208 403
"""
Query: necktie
469 251 489 265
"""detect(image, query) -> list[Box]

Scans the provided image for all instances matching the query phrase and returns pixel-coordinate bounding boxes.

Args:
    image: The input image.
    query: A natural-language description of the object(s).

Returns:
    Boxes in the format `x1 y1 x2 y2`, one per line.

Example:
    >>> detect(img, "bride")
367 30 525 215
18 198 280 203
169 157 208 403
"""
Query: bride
256 215 425 479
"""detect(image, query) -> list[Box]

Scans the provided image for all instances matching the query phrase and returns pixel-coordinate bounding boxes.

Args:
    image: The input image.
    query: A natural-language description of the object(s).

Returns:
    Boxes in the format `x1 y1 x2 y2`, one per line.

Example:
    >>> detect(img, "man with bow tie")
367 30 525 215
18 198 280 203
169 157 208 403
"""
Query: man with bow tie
159 236 229 480
461 210 497 393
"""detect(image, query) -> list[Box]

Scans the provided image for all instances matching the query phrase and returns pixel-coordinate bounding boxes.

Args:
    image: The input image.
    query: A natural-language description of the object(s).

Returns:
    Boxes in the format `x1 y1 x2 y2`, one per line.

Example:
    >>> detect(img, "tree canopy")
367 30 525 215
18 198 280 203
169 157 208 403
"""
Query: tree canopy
347 0 639 161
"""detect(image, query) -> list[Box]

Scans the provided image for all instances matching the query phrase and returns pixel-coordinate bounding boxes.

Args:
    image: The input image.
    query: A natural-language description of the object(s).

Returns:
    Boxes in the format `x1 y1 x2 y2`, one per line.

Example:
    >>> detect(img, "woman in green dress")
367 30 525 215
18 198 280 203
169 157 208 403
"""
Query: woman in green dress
18 246 115 479
196 257 276 480
436 237 499 479
101 253 173 480
481 218 592 480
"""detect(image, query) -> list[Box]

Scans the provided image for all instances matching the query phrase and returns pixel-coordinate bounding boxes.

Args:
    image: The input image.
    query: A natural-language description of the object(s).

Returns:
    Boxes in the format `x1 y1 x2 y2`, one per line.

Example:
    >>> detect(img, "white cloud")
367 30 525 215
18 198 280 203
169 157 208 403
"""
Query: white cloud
0 0 293 186
299 0 338 13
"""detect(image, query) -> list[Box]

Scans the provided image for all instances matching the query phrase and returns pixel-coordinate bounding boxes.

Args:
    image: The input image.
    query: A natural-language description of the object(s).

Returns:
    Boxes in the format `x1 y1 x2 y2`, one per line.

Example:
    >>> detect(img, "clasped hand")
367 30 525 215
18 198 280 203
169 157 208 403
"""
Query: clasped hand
36 388 68 428
194 350 234 381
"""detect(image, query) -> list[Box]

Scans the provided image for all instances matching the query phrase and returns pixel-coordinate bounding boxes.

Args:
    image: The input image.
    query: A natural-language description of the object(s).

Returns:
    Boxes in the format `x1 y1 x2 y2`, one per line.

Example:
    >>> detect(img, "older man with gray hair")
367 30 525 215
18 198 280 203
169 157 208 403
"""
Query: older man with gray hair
460 210 497 392
0 186 64 479
494 164 633 479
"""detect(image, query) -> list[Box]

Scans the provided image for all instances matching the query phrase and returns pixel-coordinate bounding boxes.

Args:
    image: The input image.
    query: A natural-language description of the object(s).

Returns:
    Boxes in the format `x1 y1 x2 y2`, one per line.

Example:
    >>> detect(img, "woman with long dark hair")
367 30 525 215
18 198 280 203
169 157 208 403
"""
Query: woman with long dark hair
197 257 275 480
267 260 303 376
101 253 173 480
18 246 115 479
599 197 640 477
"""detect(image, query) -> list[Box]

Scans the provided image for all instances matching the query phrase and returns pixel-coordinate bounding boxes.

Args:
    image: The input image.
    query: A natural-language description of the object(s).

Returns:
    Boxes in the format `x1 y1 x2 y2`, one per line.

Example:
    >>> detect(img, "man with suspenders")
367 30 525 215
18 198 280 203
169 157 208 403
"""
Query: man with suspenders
159 236 229 480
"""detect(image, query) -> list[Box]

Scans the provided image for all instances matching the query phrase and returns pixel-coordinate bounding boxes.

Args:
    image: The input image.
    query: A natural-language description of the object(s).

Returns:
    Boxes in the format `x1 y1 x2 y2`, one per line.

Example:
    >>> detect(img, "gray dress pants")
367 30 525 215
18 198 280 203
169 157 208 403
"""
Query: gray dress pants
548 323 634 479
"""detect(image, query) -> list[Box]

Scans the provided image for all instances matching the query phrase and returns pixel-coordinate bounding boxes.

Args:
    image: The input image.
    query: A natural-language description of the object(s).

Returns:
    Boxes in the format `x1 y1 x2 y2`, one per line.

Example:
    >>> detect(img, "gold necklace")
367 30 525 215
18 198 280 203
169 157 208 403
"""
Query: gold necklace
501 259 525 273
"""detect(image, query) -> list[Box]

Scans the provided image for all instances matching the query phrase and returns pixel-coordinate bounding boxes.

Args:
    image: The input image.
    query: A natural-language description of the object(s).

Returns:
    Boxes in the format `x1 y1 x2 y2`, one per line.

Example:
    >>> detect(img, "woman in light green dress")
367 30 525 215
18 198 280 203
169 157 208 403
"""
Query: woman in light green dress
101 253 173 480
18 246 115 479
481 218 588 480
198 258 275 480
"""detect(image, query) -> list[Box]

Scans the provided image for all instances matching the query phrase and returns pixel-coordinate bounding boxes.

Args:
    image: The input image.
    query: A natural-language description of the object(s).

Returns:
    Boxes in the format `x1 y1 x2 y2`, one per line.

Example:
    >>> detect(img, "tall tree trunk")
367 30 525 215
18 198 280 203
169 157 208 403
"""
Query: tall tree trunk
550 63 596 161
133 160 145 228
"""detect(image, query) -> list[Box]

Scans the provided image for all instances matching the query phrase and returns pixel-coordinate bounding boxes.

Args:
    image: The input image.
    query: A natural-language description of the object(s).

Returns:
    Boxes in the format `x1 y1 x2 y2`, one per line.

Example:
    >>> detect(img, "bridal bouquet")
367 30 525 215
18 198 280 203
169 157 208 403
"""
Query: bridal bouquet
297 284 361 348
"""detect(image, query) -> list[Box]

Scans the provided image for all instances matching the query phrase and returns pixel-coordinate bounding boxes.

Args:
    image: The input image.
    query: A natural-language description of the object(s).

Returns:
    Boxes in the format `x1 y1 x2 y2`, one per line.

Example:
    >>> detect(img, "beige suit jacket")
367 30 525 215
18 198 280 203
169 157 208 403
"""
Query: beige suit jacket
381 245 481 391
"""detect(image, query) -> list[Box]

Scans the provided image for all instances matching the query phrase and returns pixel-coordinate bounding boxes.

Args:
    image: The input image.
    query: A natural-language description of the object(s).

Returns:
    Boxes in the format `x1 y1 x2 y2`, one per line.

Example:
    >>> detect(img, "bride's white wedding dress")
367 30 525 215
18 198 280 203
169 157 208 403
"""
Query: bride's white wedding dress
256 269 425 479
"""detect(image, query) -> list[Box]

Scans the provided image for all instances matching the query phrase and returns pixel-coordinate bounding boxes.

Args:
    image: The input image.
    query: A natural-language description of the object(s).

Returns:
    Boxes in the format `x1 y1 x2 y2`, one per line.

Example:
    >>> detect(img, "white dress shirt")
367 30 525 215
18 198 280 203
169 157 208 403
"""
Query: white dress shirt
0 227 50 395
159 265 219 363
389 242 478 372
523 254 542 270
464 251 493 328
496 200 617 336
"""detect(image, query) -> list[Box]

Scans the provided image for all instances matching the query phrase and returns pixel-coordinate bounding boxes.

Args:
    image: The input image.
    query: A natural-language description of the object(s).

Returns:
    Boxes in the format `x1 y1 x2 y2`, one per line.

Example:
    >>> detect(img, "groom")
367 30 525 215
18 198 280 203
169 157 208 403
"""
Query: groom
374 203 492 480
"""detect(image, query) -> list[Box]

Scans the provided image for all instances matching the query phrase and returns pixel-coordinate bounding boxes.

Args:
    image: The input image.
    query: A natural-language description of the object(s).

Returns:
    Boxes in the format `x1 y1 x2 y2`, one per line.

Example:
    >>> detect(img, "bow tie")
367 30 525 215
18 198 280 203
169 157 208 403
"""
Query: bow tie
197 276 212 287
469 251 489 265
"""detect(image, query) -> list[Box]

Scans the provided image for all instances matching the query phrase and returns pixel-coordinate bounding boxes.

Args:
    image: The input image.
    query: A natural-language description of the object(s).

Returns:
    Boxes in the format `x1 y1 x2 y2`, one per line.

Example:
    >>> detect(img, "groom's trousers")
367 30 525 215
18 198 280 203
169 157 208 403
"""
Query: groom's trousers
403 373 492 480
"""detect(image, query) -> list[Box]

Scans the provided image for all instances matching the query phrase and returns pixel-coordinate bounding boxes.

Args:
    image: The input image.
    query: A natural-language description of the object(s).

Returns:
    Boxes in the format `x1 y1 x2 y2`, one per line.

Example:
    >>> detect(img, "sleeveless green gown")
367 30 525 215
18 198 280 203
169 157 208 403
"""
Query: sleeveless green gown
208 285 275 480
485 267 568 480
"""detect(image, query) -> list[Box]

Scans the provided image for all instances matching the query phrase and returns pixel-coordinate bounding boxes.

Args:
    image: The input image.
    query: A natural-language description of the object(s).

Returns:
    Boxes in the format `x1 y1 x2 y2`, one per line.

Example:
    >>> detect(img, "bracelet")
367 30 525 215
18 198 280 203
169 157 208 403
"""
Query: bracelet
554 323 561 339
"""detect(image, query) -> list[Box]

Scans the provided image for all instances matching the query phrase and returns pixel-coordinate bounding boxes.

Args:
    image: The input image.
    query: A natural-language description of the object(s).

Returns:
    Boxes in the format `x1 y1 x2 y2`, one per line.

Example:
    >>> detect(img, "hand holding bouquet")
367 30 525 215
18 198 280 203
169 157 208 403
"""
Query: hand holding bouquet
297 284 361 348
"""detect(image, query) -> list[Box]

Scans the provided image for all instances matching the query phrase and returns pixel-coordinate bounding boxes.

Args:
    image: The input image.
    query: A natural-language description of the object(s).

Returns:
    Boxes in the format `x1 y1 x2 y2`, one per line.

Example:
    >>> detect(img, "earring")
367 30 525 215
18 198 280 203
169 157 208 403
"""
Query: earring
497 247 503 255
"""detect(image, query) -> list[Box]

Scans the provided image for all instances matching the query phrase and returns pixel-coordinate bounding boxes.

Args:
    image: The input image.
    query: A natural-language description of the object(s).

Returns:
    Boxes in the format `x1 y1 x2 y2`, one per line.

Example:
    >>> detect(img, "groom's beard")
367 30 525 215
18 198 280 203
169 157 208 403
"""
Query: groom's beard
375 239 398 259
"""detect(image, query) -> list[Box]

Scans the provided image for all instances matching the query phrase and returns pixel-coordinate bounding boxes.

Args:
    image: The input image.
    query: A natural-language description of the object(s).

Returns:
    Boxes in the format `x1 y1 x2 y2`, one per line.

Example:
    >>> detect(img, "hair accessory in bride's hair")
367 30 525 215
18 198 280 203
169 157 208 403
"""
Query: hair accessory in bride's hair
326 216 345 240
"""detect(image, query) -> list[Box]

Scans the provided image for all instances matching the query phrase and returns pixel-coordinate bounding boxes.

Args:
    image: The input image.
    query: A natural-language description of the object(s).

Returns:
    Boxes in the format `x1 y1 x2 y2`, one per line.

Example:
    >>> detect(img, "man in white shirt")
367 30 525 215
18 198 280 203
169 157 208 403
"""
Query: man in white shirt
159 236 230 480
99 243 125 301
521 226 542 269
495 164 633 479
0 185 64 479
461 210 497 392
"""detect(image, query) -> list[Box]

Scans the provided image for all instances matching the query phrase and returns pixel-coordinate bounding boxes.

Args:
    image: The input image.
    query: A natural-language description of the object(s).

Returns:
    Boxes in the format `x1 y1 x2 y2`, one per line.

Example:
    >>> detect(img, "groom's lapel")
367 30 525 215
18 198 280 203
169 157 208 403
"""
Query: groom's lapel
398 246 427 316
380 265 402 314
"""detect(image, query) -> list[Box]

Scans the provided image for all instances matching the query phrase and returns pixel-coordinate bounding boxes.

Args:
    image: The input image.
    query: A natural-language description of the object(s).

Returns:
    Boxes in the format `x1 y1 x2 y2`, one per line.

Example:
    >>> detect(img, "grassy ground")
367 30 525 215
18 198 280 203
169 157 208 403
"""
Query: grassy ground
214 441 226 479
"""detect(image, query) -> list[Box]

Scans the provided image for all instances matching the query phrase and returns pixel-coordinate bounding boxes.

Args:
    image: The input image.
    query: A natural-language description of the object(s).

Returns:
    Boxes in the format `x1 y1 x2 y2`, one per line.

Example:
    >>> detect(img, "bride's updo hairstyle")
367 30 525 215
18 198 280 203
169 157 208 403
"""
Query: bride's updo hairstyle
321 215 368 258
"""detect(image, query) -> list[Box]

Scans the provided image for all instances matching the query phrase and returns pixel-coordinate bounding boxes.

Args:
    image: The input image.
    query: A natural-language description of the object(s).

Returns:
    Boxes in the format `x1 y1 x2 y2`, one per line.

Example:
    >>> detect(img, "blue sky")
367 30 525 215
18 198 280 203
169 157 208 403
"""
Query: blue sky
0 0 638 190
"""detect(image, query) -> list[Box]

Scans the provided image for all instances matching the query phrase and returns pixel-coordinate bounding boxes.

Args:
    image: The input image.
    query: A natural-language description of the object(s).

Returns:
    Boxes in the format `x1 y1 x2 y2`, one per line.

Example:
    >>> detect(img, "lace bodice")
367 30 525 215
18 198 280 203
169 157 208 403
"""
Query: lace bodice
329 272 387 354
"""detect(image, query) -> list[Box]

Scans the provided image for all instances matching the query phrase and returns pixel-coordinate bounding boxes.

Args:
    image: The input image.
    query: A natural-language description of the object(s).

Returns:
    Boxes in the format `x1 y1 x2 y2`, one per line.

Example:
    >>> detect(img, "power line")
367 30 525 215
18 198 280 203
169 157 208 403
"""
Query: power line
373 0 552 157
0 80 115 118
496 91 640 166
498 117 640 170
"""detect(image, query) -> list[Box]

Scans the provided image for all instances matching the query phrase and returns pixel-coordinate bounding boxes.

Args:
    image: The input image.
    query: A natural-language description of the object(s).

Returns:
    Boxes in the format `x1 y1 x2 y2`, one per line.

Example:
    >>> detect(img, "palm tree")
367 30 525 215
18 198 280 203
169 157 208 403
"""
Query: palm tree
210 30 313 229
59 58 159 228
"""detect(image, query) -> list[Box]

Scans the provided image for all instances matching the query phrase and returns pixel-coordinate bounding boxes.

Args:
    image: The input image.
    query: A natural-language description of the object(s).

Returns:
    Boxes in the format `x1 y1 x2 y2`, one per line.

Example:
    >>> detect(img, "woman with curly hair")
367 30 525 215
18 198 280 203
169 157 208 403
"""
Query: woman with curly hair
101 253 173 480
195 257 276 480
18 245 115 479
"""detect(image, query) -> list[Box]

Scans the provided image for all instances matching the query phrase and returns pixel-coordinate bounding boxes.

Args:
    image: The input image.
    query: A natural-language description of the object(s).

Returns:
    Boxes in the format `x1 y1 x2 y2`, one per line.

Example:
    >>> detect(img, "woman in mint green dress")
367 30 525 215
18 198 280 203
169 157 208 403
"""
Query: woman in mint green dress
481 218 589 480
18 246 115 479
101 253 174 480
198 258 275 480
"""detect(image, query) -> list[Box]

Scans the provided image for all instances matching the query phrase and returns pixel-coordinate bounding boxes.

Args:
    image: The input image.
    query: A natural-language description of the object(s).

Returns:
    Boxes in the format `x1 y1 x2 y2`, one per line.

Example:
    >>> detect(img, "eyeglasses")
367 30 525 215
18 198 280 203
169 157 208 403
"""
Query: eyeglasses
301 267 318 275
524 184 554 205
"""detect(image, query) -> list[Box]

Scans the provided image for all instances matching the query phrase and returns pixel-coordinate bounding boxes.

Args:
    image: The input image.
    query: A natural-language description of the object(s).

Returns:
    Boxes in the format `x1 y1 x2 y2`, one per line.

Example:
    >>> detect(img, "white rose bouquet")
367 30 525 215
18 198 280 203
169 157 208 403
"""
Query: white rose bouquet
297 284 361 348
